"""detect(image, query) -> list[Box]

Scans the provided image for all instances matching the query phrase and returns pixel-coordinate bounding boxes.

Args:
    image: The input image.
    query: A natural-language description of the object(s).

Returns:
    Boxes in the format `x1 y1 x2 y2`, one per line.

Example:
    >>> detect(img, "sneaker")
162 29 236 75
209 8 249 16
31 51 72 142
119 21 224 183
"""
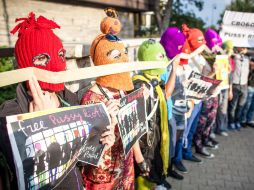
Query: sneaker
196 147 215 159
184 155 203 164
247 123 254 128
204 141 219 150
210 132 216 139
174 161 188 173
228 123 236 131
162 180 172 189
220 131 229 137
209 138 219 146
235 123 241 131
241 123 248 128
168 169 184 180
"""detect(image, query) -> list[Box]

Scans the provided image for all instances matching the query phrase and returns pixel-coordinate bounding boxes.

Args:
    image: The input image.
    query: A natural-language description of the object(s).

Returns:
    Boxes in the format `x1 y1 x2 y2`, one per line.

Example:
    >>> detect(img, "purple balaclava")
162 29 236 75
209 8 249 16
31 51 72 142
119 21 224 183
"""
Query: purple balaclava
205 28 222 50
160 27 186 59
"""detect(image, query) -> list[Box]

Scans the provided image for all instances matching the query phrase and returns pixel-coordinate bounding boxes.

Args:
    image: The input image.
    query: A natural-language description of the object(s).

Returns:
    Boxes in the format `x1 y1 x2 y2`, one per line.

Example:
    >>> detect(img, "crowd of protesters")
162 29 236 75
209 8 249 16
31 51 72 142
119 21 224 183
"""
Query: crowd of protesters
0 8 253 190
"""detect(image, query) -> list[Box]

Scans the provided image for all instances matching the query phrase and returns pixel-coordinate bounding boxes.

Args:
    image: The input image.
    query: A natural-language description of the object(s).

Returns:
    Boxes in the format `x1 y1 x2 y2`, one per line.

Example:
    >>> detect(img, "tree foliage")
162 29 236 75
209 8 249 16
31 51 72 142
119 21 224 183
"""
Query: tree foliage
218 0 254 25
153 0 205 34
0 50 16 105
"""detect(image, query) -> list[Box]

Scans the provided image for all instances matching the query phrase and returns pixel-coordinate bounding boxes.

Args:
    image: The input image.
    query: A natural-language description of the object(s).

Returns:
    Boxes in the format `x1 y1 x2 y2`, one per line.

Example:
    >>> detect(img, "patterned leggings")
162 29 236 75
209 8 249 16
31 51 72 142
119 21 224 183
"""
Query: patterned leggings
194 97 219 152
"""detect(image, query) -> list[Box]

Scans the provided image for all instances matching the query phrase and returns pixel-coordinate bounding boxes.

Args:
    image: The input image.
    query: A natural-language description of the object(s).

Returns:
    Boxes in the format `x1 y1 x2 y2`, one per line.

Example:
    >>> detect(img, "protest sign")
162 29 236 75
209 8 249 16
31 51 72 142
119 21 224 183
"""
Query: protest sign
185 71 222 100
214 55 230 90
117 88 148 156
6 103 110 190
220 11 254 47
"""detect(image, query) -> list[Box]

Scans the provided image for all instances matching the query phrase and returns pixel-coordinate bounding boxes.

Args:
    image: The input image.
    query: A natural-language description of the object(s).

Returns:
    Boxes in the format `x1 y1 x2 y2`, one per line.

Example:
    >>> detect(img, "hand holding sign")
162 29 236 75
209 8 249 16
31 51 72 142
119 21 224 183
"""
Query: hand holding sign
100 125 115 151
105 99 120 126
29 76 60 112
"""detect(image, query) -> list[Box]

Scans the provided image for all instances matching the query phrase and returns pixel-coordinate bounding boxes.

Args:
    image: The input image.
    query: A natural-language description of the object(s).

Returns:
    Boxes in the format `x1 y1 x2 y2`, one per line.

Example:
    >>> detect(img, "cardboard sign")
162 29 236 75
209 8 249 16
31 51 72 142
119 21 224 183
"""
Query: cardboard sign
185 71 222 100
214 55 230 90
6 104 110 190
117 88 148 156
220 11 254 47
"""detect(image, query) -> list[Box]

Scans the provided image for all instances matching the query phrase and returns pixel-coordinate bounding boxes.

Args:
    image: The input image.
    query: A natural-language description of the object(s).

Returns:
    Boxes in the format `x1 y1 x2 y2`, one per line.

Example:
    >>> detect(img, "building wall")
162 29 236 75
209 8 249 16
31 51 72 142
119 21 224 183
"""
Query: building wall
0 0 134 47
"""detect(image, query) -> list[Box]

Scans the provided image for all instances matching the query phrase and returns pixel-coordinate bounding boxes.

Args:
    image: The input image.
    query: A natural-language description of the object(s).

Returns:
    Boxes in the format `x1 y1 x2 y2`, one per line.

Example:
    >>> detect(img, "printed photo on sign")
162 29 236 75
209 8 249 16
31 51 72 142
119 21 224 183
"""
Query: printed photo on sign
185 71 221 100
6 104 110 190
117 88 148 156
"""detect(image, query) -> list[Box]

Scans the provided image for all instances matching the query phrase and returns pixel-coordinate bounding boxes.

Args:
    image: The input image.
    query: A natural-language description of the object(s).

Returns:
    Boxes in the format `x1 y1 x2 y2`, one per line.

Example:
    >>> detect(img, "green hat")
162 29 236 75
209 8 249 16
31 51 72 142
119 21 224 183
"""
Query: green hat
222 40 234 55
138 39 168 75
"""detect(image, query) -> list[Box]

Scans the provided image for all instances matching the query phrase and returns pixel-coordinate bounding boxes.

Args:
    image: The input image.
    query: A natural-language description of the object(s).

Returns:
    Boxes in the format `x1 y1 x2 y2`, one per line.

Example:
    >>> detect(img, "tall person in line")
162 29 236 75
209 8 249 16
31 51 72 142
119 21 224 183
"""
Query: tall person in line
0 12 116 190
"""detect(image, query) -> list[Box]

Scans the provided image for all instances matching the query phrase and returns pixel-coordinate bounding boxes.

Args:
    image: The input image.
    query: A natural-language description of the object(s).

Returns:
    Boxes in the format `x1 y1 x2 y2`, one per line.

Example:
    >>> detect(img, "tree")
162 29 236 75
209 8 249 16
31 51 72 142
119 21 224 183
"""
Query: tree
153 0 204 34
218 0 254 25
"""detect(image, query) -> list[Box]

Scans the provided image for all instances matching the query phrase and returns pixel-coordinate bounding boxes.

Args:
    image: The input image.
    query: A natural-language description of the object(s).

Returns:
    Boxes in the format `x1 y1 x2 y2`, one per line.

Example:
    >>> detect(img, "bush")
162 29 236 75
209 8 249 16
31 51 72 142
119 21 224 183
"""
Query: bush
0 55 17 105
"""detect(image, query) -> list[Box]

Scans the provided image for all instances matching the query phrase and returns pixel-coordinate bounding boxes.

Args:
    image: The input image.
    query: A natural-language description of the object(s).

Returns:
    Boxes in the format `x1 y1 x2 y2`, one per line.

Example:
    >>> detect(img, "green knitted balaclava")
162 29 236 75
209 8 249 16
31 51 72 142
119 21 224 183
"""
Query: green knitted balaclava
138 39 168 76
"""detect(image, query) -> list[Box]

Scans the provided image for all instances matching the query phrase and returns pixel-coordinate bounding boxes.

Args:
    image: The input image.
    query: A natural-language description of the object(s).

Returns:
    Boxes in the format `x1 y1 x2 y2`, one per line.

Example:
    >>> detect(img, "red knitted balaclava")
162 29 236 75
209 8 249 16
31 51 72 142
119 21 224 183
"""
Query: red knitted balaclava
11 12 66 92
182 24 206 52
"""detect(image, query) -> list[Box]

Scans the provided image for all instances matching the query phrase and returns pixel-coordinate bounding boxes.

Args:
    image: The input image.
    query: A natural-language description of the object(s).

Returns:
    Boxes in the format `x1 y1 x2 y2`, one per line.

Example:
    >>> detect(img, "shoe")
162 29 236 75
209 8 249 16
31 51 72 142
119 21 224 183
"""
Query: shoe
228 123 236 131
174 161 188 173
210 132 216 139
246 123 254 128
209 138 219 146
220 131 229 137
168 169 184 180
241 122 248 128
204 141 219 150
162 180 172 189
196 147 215 159
235 123 241 131
184 155 203 164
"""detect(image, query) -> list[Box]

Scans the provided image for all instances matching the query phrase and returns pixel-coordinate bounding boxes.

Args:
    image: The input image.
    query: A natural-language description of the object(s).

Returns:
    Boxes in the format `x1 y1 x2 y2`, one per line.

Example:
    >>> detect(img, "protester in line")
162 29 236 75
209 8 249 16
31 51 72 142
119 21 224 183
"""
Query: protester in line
171 24 207 173
228 47 249 131
133 39 171 189
81 8 145 189
0 12 116 190
241 57 254 127
160 27 186 180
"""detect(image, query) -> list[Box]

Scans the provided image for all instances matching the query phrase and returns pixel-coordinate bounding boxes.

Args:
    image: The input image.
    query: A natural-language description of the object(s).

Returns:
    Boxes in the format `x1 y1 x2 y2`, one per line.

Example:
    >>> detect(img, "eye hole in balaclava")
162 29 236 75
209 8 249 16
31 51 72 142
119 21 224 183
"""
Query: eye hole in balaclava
32 53 51 66
197 36 205 44
107 49 121 59
156 53 165 60
58 48 66 62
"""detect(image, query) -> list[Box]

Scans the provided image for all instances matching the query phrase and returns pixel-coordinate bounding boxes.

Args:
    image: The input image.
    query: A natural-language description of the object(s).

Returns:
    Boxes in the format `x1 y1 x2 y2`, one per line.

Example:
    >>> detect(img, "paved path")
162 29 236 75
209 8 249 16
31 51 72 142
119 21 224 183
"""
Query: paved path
167 127 254 190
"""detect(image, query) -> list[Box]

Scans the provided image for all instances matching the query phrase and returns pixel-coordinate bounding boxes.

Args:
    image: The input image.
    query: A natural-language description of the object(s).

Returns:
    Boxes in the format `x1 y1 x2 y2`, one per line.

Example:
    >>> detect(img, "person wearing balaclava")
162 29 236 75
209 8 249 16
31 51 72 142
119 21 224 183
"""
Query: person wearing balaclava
204 29 230 137
0 12 116 190
81 8 143 189
160 27 188 181
133 39 171 190
191 27 225 160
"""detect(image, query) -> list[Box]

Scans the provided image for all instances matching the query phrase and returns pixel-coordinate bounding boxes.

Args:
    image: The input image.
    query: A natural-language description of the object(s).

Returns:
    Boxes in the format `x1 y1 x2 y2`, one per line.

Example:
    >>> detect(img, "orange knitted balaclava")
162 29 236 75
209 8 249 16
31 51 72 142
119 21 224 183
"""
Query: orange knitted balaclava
90 8 134 91
182 24 206 52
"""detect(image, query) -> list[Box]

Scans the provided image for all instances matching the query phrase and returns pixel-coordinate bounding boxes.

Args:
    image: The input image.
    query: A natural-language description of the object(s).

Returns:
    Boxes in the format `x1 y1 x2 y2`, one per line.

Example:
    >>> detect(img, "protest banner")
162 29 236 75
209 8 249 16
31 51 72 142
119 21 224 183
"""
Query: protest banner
117 88 148 156
5 103 110 190
214 55 230 90
185 71 222 100
220 10 254 47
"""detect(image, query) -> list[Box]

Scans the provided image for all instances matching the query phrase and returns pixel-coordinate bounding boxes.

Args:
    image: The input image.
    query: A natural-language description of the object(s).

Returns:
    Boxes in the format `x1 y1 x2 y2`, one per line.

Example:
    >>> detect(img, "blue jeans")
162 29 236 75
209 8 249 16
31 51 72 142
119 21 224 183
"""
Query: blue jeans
183 102 202 159
241 87 254 123
228 84 248 127
215 89 229 133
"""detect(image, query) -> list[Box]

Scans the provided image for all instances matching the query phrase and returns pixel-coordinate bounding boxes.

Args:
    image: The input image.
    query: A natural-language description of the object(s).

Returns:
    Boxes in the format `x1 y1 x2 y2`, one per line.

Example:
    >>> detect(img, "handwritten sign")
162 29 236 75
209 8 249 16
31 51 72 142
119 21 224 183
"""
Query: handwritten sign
214 55 230 90
185 71 221 100
117 88 148 156
6 104 110 190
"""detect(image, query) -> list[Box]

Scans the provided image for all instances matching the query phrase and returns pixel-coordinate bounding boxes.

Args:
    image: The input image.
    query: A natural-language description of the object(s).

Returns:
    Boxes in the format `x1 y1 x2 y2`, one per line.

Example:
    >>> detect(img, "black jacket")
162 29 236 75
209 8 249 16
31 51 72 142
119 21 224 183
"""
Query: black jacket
0 83 83 190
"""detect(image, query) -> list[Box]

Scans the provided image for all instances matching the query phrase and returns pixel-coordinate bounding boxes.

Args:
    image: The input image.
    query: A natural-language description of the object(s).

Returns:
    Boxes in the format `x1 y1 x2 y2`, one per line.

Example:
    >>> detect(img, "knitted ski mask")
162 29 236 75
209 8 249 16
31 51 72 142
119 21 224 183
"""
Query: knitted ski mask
160 27 186 59
222 40 234 55
205 28 222 50
138 39 168 76
90 8 133 91
11 12 66 92
182 24 206 52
